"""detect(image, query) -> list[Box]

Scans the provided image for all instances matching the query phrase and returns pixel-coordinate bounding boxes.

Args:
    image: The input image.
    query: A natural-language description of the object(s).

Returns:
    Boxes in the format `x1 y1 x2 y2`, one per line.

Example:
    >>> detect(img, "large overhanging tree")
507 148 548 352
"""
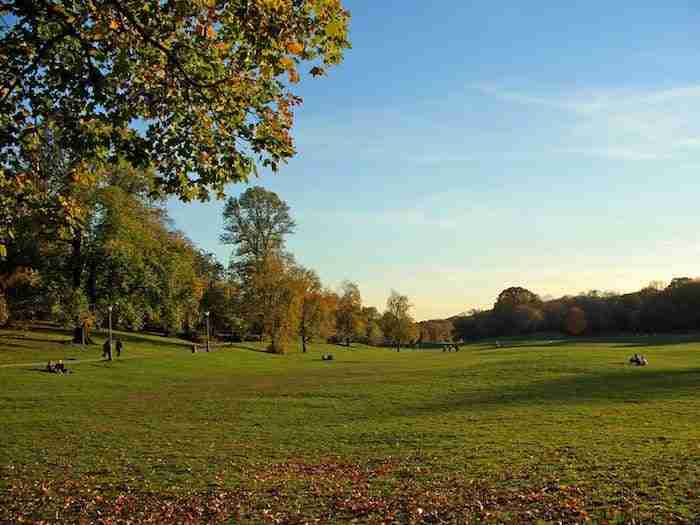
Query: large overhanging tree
0 0 350 254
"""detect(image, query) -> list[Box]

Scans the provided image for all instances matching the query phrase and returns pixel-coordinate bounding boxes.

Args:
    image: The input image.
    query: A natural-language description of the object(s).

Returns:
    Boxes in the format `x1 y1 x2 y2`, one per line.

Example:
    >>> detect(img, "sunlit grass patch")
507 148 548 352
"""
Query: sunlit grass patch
1 328 699 522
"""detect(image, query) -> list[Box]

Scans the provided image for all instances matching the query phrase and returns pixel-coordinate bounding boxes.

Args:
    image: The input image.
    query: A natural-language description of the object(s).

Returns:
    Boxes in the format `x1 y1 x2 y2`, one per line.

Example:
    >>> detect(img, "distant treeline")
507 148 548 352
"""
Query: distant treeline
441 280 700 341
3 155 696 349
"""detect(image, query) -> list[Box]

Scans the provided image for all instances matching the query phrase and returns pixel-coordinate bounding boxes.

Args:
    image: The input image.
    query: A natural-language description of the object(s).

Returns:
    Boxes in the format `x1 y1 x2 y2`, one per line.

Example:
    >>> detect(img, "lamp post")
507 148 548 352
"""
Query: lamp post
107 305 113 361
108 305 113 347
205 311 210 352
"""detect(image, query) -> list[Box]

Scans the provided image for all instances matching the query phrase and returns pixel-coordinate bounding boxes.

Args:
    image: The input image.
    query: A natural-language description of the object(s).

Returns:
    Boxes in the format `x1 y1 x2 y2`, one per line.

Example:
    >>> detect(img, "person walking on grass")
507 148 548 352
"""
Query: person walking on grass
115 338 123 358
102 339 112 361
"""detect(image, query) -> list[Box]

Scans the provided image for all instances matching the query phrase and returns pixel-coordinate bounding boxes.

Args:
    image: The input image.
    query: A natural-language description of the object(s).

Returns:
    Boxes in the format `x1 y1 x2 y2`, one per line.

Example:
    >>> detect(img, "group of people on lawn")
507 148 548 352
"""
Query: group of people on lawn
45 360 70 374
630 353 648 366
102 338 124 361
45 338 124 374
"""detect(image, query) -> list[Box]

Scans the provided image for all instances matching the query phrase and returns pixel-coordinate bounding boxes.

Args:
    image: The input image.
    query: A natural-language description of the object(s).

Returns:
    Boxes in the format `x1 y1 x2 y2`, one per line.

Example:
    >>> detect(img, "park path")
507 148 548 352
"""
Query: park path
0 355 145 369
0 339 230 369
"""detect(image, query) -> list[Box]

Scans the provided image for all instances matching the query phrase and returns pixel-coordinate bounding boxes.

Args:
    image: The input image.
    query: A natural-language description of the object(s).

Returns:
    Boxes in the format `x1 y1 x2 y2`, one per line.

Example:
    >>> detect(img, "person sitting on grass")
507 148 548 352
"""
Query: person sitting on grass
629 353 648 366
46 360 55 373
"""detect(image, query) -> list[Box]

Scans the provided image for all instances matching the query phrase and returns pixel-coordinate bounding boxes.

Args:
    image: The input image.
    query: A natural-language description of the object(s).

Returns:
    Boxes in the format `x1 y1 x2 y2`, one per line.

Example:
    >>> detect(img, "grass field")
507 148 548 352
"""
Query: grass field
1 327 699 523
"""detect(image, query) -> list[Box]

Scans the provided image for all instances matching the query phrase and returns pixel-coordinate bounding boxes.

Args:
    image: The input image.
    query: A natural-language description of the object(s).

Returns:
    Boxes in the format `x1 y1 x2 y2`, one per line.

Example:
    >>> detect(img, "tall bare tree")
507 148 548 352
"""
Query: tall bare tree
383 290 415 352
335 281 363 347
221 186 296 270
293 266 323 353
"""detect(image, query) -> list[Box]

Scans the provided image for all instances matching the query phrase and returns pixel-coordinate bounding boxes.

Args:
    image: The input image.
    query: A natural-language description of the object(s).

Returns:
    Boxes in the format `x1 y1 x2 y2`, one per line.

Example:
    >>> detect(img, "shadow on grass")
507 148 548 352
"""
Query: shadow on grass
0 341 38 350
0 334 72 345
1 327 196 353
464 334 700 351
466 340 581 354
96 331 193 351
230 344 273 354
400 367 700 415
609 337 700 348
27 367 78 374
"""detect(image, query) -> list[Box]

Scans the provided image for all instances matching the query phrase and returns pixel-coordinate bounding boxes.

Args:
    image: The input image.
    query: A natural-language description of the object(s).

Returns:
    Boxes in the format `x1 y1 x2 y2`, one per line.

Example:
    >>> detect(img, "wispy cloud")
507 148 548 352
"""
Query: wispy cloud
405 154 477 165
475 84 700 161
302 207 469 231
559 147 671 161
474 85 589 113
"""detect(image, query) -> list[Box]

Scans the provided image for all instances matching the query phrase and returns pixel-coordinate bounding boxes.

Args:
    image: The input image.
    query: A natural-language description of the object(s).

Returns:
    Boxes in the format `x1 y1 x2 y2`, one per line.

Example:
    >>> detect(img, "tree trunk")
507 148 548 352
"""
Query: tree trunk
0 291 8 327
301 335 307 353
72 324 95 345
87 262 97 305
73 326 83 344
269 332 277 353
71 231 84 290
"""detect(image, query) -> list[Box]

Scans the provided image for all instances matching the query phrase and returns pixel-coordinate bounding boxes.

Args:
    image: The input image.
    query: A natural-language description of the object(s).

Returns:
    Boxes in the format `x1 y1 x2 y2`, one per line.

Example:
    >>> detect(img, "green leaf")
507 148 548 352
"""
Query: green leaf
325 20 344 38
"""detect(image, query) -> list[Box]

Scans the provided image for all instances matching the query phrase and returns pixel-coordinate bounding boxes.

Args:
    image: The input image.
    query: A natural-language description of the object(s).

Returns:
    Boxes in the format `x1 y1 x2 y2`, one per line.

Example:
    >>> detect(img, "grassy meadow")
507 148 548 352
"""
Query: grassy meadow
1 327 699 523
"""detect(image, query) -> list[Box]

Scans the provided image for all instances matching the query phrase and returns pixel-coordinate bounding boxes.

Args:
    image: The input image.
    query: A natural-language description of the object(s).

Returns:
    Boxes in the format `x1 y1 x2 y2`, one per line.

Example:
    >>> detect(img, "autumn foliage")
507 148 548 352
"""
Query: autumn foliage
565 306 587 336
0 0 350 255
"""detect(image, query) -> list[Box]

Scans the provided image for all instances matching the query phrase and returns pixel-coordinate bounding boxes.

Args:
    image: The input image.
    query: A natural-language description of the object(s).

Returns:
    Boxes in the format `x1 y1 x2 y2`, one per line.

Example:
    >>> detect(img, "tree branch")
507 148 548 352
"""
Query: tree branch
0 28 71 104
109 0 233 91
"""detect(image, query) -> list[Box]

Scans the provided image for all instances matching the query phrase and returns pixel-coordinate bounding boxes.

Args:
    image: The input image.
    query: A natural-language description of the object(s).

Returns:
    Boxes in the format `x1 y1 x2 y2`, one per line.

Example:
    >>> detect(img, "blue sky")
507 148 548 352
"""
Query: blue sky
168 1 700 320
